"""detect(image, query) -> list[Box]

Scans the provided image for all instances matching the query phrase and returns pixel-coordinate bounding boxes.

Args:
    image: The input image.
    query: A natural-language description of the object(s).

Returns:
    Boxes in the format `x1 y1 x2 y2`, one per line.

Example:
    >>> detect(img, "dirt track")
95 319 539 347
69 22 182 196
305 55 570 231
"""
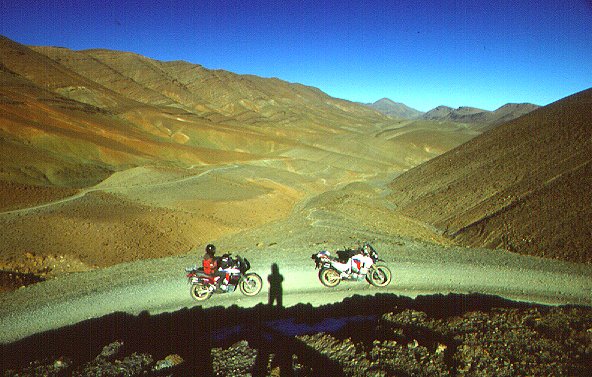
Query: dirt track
1 236 591 344
1 165 591 346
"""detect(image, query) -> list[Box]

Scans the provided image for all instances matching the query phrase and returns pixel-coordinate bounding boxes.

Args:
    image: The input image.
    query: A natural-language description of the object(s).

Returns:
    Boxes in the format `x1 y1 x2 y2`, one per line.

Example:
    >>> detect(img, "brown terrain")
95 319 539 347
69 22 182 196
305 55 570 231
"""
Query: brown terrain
1 34 591 376
0 35 482 289
388 88 592 264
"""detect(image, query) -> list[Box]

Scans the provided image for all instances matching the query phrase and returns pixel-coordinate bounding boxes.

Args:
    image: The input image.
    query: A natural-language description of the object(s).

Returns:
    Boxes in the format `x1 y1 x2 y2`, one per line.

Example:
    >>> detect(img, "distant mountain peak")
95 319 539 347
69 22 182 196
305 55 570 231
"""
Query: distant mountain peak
374 98 398 105
367 98 424 119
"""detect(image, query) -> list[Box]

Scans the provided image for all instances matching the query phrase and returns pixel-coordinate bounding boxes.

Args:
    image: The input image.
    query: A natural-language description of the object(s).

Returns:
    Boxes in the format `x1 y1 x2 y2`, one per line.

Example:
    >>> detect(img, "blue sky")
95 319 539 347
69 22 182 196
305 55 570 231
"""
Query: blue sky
1 0 591 111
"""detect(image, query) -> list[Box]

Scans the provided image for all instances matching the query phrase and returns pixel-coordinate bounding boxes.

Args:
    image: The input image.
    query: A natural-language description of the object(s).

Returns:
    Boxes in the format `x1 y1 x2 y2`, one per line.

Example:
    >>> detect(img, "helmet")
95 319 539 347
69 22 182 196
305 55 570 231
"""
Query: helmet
205 244 216 255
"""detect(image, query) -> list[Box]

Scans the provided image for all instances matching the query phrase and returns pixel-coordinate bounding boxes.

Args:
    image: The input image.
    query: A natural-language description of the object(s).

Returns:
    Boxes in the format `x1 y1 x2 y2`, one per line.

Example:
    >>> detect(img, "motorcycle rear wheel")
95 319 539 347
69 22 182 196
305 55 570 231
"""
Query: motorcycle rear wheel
368 265 392 287
240 273 263 296
190 283 212 301
319 268 341 287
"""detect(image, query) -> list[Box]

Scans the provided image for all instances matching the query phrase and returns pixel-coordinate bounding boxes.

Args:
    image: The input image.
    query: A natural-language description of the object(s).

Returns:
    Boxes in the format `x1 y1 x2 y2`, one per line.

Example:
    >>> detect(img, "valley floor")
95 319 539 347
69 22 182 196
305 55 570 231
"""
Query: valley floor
1 163 591 375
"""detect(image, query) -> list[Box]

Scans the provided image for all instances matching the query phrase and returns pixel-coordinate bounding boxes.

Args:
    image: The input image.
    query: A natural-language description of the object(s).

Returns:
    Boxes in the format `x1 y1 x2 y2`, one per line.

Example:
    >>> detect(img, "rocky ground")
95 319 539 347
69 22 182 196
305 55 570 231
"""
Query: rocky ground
297 306 592 377
4 296 591 376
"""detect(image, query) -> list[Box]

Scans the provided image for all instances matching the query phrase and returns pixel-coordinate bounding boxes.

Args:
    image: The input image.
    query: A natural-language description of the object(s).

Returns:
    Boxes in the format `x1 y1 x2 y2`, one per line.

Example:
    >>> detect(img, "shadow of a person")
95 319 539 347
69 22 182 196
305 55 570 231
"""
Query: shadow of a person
268 263 284 307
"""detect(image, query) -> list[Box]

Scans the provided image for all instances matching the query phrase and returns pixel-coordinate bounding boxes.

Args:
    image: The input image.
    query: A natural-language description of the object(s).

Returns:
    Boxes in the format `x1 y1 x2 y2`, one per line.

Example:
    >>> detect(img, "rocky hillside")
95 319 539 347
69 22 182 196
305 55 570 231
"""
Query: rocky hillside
389 88 592 263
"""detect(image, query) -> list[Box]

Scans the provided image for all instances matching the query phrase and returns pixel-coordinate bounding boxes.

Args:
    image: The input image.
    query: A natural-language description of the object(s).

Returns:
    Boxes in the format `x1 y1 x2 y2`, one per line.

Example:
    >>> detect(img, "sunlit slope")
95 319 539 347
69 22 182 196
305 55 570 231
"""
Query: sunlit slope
389 88 592 263
33 46 388 132
0 163 311 270
0 69 138 187
1 35 485 282
1 37 268 184
0 69 256 185
3 37 396 183
2 35 483 191
31 46 190 110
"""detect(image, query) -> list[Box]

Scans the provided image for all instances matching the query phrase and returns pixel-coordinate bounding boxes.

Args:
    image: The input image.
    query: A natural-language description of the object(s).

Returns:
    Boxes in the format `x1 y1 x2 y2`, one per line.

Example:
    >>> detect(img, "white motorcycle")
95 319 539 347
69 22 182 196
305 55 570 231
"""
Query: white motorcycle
311 243 392 288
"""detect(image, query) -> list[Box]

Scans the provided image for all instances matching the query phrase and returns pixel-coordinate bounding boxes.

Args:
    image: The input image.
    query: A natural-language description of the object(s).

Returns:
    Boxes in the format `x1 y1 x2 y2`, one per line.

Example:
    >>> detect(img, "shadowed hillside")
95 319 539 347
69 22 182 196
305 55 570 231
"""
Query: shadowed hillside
2 293 591 376
388 88 592 263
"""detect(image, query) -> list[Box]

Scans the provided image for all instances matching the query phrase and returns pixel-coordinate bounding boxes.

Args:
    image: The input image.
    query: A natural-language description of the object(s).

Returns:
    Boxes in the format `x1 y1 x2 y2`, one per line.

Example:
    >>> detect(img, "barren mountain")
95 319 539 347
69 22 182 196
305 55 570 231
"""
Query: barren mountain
422 105 455 120
422 103 539 127
367 100 537 126
2 34 409 194
366 98 424 119
389 88 592 263
1 35 591 376
0 35 480 289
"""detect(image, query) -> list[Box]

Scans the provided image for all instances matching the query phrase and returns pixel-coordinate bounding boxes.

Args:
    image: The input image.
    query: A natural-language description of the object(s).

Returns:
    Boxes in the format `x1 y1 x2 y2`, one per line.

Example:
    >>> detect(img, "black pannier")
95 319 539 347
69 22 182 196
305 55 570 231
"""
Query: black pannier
337 248 358 262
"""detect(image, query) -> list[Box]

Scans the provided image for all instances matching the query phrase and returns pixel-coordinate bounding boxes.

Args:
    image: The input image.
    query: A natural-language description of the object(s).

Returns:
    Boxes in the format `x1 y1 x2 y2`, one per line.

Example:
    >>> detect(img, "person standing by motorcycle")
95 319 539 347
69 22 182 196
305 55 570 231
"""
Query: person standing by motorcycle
202 244 228 290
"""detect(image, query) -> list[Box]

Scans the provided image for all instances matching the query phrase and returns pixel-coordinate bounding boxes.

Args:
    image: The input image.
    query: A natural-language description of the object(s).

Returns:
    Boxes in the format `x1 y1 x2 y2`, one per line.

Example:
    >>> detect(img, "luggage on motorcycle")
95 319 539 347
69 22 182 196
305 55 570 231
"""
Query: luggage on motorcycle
218 254 232 269
337 248 357 262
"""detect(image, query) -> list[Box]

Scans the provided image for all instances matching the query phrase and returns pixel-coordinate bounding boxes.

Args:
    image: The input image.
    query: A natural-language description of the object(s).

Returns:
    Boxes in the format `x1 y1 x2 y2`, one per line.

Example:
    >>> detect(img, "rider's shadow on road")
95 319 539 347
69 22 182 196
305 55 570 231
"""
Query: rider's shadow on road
268 263 284 307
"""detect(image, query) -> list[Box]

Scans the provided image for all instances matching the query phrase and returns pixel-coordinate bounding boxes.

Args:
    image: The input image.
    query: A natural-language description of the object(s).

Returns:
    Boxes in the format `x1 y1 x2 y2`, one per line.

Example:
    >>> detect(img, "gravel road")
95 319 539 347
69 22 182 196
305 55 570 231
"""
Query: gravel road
1 238 590 344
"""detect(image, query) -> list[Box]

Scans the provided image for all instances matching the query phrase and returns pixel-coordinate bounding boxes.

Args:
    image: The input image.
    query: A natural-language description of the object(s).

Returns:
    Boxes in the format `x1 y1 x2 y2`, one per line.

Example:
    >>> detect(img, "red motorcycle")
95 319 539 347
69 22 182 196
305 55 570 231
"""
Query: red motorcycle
185 254 262 301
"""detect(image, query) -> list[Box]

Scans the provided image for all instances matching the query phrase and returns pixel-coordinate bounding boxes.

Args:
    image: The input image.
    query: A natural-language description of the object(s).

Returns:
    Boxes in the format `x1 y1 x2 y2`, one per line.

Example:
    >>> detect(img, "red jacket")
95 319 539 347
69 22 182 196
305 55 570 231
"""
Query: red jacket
203 255 217 275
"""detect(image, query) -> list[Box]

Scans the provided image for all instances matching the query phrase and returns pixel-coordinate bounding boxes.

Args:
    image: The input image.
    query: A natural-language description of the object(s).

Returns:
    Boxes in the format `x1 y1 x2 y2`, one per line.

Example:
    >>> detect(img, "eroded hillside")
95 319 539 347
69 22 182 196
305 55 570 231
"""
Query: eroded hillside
0 35 480 288
389 88 592 263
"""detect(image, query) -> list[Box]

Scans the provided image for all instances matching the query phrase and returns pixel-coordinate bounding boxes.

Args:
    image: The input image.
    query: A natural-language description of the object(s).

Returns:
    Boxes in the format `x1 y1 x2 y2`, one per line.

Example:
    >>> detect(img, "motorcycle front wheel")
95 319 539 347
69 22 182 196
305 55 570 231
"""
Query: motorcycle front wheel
239 273 263 296
319 268 341 287
368 265 392 287
190 283 212 301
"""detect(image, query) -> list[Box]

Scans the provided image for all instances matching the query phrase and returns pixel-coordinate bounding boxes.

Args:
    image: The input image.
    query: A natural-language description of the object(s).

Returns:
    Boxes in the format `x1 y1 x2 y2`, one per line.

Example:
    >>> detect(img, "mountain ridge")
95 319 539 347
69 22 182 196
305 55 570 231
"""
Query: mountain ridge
1 35 401 188
422 103 540 128
368 95 539 126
